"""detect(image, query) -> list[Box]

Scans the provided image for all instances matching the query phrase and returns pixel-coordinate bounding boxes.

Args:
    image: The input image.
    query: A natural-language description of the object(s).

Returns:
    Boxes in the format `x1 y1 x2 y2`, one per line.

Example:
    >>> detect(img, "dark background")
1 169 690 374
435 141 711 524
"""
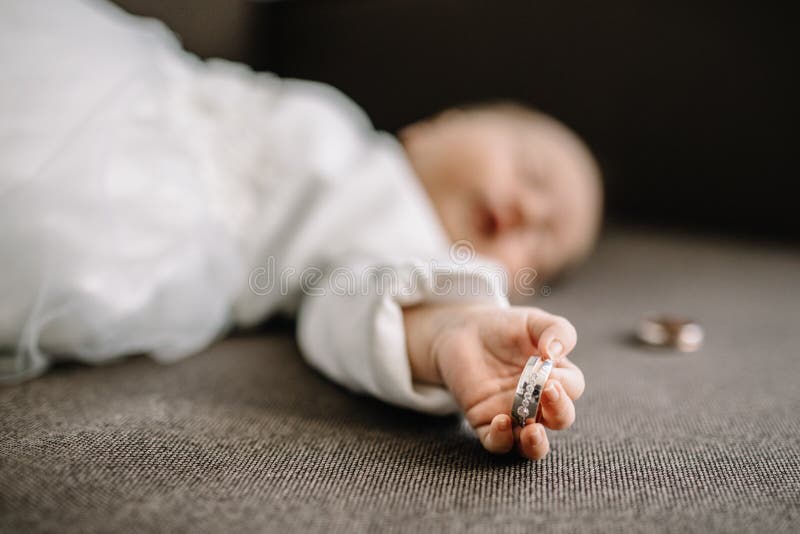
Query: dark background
117 0 799 242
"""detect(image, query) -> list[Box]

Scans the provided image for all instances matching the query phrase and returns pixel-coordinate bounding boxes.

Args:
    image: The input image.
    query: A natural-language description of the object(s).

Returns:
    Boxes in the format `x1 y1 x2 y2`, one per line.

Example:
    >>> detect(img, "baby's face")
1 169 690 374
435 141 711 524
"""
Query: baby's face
401 107 601 282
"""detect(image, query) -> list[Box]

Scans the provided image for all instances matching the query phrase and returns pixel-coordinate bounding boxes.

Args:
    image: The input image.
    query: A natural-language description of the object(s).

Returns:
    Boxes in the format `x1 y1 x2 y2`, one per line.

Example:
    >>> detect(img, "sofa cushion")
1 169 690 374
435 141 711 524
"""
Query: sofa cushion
2 229 798 532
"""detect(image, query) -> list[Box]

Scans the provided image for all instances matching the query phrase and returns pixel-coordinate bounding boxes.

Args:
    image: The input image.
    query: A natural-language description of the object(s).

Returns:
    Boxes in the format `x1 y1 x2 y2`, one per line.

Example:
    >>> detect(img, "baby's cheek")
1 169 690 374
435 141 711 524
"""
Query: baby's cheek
501 238 538 279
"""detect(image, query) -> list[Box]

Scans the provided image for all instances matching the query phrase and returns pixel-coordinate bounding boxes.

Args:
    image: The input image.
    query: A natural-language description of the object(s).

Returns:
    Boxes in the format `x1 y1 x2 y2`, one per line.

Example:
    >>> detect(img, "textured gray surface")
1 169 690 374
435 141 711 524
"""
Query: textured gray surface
2 229 799 533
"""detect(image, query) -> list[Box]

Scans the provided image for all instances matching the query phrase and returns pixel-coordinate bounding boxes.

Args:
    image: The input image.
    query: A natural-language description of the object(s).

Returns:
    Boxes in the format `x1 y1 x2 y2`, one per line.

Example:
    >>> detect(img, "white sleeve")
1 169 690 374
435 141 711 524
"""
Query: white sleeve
296 257 509 415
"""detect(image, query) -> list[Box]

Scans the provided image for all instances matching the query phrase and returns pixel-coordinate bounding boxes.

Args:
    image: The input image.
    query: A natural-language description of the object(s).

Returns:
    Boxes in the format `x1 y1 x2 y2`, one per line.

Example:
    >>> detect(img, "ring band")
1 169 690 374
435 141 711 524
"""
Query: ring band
637 314 704 352
511 356 554 427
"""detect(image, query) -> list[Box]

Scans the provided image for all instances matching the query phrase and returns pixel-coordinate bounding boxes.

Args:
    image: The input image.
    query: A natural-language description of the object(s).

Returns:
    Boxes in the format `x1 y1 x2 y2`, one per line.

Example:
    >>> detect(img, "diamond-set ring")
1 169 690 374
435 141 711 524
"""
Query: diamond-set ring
511 356 554 427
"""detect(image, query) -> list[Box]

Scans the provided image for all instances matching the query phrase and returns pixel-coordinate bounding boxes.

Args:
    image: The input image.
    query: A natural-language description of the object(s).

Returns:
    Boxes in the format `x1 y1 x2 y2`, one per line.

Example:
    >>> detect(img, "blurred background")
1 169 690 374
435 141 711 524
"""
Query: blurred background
116 0 799 242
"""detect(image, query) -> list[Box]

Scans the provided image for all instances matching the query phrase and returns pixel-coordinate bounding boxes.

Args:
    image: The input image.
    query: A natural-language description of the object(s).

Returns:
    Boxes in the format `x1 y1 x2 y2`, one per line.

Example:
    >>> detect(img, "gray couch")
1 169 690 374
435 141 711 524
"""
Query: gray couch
2 229 799 532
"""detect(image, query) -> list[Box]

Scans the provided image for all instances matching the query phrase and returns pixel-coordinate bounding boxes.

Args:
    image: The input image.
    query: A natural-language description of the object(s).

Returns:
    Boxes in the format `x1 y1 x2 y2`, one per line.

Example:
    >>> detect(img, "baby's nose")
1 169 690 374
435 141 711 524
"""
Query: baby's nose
492 202 526 234
518 192 552 227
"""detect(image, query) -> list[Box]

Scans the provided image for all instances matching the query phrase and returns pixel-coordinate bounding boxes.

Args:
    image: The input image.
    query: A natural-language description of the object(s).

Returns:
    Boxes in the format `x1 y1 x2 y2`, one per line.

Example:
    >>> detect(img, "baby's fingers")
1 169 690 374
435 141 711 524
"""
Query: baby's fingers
516 423 549 460
526 310 577 360
477 414 515 454
539 381 575 430
550 358 585 400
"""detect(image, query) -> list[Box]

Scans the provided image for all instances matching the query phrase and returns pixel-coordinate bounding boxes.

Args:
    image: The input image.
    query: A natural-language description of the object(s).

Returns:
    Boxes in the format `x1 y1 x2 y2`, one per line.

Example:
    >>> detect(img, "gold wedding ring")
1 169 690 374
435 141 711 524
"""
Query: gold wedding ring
637 314 704 352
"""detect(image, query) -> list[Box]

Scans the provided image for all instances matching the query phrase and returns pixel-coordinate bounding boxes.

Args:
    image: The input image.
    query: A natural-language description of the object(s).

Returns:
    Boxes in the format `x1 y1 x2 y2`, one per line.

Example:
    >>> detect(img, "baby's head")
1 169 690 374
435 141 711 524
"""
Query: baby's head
400 102 602 283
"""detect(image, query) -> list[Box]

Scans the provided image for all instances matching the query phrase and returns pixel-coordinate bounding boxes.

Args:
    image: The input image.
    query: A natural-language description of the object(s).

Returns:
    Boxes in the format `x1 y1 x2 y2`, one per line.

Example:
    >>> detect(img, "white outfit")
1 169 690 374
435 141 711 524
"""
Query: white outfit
0 0 508 413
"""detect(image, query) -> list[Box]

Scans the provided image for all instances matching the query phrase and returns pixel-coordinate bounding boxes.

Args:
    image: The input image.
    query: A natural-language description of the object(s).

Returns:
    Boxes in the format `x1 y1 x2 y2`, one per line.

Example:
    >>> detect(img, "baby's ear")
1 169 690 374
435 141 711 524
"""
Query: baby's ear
397 123 420 144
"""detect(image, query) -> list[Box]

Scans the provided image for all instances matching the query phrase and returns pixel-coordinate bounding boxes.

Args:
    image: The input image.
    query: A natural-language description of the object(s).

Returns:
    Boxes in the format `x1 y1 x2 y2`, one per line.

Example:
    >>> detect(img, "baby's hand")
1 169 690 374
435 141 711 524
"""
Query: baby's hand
404 304 584 460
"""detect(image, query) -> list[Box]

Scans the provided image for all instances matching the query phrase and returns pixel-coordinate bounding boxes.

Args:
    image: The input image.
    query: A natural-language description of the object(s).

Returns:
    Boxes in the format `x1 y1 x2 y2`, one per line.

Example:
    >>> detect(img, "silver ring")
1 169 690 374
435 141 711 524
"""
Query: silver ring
511 356 554 427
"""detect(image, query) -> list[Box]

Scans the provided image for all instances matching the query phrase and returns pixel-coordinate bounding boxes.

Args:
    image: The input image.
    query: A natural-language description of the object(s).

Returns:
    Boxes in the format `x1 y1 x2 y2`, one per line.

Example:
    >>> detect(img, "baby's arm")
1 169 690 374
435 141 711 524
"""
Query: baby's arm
296 257 583 460
404 304 584 459
296 257 507 415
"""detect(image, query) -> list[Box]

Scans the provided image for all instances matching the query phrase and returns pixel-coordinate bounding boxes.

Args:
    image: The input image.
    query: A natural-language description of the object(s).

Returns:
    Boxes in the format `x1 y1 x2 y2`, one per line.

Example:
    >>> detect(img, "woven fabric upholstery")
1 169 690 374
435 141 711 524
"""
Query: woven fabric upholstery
2 229 799 533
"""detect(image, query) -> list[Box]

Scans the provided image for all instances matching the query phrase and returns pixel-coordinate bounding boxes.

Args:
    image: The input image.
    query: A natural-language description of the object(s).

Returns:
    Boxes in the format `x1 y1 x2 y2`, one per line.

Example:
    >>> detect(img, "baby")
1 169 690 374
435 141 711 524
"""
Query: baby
400 105 600 458
0 0 600 460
